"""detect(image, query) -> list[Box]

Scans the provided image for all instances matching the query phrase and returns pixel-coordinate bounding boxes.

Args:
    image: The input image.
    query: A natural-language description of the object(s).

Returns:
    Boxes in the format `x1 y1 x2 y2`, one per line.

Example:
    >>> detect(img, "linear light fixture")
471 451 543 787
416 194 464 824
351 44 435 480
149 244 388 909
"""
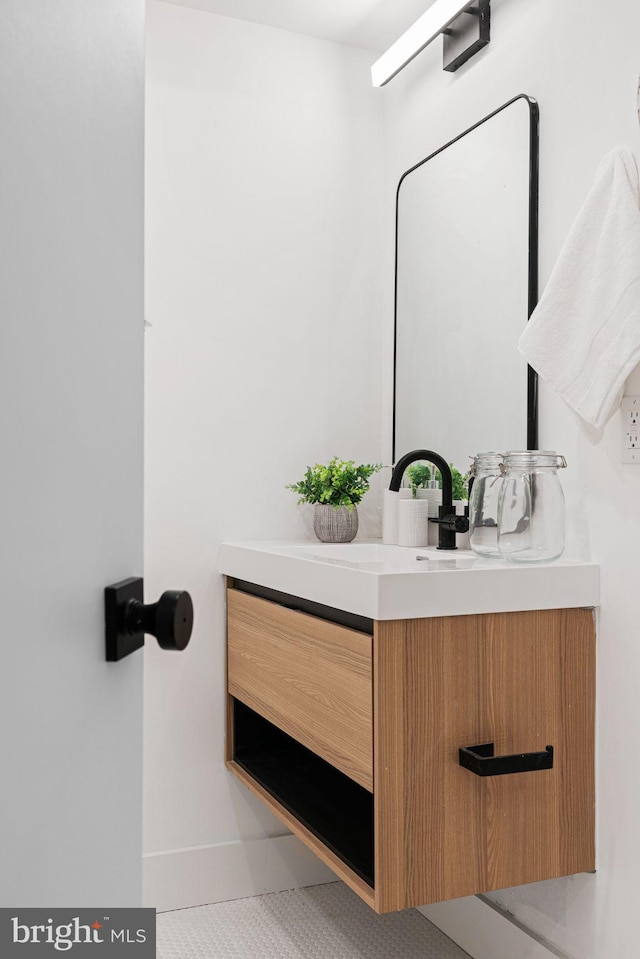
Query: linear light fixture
371 0 490 87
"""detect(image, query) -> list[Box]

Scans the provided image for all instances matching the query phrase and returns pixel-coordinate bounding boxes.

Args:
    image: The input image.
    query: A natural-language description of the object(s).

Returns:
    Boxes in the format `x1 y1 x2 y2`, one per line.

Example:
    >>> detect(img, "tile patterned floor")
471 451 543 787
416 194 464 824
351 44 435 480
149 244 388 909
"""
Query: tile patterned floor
157 882 471 959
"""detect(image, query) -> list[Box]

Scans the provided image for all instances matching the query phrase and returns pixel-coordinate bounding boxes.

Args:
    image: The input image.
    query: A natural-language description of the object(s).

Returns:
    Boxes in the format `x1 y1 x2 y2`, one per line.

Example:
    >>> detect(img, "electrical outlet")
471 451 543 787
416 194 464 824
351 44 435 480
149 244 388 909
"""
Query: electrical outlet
622 396 640 463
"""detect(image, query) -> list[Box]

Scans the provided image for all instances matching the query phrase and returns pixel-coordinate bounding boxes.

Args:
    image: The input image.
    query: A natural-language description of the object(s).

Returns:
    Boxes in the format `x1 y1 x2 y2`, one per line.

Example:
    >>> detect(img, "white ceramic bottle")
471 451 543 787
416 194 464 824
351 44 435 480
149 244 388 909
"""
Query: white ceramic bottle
397 497 430 547
382 487 412 545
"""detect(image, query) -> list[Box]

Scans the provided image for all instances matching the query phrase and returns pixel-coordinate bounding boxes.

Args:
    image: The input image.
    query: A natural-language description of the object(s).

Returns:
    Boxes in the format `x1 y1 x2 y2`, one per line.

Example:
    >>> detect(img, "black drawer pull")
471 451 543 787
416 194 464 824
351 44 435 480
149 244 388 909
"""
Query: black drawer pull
459 743 553 777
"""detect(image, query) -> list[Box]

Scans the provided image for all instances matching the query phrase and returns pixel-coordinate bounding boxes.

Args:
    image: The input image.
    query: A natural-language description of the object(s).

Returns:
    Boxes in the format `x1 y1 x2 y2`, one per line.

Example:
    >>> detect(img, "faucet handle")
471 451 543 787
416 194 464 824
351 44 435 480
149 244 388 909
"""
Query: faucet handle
429 513 470 533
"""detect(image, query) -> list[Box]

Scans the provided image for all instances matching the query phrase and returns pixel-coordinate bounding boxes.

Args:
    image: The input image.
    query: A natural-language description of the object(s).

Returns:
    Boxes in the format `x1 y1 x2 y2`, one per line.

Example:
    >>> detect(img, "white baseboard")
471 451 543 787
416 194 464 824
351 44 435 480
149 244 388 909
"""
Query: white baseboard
419 896 561 959
145 837 562 959
143 834 335 913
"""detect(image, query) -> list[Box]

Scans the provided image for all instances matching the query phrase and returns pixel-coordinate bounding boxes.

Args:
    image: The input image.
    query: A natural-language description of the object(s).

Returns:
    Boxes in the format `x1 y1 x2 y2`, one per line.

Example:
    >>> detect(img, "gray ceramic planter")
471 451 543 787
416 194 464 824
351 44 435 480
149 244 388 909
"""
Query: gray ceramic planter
313 504 358 543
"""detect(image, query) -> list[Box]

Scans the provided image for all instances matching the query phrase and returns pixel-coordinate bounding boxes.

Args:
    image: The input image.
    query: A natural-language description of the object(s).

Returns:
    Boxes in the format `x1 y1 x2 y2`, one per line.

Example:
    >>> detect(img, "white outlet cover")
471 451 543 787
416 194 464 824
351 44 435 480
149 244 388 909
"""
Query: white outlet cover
622 395 640 463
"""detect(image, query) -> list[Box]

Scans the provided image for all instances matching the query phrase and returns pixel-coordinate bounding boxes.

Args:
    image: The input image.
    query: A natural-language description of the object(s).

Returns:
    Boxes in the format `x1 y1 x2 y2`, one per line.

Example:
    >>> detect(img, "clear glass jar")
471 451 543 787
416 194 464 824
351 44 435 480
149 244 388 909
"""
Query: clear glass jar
468 452 504 558
497 451 567 563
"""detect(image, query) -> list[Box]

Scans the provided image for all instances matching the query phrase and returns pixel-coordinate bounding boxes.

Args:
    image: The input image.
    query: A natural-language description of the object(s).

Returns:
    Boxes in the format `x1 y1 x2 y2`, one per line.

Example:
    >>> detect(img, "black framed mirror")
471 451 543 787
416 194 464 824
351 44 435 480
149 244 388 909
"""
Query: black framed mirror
392 94 539 466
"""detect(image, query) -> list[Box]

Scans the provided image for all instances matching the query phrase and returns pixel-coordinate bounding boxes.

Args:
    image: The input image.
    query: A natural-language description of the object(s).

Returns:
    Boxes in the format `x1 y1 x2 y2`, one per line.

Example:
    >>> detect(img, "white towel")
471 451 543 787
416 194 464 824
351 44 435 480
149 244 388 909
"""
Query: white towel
518 148 640 434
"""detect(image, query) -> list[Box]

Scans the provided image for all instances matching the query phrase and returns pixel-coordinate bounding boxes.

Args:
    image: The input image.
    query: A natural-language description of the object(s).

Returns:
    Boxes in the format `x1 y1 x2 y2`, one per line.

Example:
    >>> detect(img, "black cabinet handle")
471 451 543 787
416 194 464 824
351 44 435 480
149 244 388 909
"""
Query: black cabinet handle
105 577 194 661
459 742 553 777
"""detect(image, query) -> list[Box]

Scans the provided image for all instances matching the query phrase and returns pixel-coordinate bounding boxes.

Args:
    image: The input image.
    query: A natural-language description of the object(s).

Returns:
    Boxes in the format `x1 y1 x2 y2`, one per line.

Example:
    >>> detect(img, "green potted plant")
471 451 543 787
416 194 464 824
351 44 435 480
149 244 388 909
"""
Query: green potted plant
287 457 382 543
407 463 469 501
451 465 469 503
406 462 432 498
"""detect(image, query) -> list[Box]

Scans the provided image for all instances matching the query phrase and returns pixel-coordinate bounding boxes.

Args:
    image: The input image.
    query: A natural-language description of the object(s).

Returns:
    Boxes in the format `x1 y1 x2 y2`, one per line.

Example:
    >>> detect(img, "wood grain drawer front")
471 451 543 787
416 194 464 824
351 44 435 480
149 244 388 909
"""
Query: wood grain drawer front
374 608 595 912
227 589 373 791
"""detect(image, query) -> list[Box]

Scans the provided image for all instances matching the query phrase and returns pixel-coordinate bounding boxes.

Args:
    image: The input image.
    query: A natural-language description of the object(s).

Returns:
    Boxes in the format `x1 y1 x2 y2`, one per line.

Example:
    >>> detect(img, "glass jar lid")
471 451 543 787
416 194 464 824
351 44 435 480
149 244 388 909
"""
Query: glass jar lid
502 450 567 469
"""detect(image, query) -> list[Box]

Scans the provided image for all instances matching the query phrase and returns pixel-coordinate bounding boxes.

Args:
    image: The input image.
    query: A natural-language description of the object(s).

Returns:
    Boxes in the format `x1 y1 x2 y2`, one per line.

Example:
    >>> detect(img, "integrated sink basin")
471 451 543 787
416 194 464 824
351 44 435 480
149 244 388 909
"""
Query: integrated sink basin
219 540 599 620
255 542 478 569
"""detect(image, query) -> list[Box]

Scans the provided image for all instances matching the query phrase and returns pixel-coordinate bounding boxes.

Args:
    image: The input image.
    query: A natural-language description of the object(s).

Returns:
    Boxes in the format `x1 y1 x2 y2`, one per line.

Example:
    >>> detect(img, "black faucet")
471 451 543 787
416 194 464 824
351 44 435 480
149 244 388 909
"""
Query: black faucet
389 449 469 550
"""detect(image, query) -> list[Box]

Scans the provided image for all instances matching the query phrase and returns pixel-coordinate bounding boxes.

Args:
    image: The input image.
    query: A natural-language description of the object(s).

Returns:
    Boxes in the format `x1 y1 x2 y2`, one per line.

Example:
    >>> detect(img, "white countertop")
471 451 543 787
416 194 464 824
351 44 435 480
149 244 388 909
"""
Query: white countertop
218 541 600 621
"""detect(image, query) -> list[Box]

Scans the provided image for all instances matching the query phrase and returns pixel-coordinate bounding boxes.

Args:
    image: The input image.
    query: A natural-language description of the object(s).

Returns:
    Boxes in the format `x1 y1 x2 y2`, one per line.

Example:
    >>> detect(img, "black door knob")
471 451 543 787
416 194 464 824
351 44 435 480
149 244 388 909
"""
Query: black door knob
105 578 194 661
125 590 193 651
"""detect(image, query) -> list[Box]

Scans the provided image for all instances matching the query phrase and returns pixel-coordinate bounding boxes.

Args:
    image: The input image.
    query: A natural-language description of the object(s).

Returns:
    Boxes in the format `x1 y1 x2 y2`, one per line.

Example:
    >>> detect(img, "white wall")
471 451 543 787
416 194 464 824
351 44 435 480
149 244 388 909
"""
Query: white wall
146 2 640 952
144 0 384 909
380 1 640 957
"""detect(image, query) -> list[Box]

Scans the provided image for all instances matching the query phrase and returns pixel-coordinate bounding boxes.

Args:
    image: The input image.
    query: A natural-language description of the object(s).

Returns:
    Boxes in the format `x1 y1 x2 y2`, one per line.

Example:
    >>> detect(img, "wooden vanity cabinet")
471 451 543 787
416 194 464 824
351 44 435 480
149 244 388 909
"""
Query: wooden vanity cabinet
225 581 595 914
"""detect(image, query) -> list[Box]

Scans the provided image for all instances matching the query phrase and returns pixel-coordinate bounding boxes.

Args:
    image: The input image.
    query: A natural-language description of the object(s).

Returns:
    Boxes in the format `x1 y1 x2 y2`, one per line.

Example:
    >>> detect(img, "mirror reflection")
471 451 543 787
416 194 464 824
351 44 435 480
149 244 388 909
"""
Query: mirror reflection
393 95 538 468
